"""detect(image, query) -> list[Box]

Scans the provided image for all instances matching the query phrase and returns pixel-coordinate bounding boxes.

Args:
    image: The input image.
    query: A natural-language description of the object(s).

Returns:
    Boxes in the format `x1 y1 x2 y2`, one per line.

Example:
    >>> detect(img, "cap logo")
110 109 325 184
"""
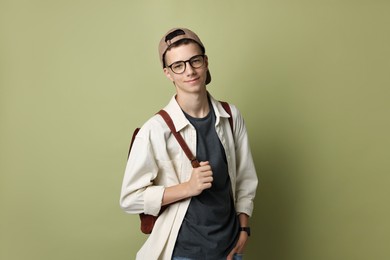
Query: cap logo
165 29 185 46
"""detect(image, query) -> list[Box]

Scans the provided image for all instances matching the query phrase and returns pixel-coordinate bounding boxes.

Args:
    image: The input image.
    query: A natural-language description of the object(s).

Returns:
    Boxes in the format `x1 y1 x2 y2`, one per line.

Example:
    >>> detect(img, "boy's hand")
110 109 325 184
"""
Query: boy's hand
187 161 213 196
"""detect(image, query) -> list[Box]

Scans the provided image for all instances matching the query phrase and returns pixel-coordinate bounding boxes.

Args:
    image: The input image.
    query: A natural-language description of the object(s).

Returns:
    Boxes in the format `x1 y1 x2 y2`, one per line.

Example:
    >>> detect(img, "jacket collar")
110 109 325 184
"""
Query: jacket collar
163 93 231 132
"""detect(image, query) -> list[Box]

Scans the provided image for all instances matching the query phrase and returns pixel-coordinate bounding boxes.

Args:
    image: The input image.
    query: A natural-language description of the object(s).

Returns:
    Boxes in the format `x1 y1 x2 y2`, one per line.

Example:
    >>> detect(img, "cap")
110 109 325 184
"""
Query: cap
158 28 211 85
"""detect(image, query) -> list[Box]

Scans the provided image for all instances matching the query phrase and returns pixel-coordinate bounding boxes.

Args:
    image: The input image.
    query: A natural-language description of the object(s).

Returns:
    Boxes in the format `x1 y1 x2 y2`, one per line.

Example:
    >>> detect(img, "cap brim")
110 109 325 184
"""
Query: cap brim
206 70 211 85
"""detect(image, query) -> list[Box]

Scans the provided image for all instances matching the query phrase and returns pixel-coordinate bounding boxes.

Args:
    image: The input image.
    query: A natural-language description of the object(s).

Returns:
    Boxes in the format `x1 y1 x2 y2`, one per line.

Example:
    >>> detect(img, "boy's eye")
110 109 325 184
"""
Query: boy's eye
173 63 184 69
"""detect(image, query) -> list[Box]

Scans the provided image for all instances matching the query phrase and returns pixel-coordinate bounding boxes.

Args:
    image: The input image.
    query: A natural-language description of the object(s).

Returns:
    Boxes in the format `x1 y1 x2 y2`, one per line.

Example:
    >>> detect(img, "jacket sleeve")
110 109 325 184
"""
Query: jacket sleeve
119 127 165 216
231 105 258 217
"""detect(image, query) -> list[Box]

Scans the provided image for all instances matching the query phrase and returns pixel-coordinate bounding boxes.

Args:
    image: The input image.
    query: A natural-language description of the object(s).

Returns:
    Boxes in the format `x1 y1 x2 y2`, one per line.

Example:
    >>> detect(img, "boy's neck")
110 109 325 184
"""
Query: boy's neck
176 90 209 118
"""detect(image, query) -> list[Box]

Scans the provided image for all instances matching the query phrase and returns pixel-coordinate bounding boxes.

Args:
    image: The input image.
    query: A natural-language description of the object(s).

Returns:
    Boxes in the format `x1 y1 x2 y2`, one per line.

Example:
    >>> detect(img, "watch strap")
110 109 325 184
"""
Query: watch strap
239 227 251 236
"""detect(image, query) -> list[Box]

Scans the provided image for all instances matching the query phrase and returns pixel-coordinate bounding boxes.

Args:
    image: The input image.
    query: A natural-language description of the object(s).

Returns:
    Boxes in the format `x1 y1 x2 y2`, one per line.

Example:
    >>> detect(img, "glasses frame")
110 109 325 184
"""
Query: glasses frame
166 54 206 74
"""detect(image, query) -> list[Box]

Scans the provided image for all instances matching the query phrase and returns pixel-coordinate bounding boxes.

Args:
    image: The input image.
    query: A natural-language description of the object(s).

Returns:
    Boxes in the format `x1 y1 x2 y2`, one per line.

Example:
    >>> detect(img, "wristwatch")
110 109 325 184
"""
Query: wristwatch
239 227 251 236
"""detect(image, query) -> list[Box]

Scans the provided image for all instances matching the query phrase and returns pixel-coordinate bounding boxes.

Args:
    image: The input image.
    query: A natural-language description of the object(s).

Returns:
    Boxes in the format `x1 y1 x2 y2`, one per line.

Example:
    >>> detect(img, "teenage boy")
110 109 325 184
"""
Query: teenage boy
120 28 258 260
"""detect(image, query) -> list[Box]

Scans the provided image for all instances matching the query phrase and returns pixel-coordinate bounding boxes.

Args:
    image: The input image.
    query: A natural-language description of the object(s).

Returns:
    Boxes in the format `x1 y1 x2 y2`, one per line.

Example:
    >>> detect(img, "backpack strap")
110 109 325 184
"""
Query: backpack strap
157 110 201 168
128 127 140 158
220 101 233 134
126 113 201 168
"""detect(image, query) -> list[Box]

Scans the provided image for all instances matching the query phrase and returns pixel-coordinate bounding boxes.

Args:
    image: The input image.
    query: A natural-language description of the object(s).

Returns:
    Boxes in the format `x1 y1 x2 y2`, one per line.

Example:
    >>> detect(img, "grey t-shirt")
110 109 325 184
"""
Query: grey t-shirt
173 104 239 259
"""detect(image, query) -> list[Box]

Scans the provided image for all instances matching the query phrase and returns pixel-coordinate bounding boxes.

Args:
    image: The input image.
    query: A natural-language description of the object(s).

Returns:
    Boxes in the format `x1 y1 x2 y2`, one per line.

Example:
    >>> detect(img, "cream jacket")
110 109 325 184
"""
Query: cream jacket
120 94 258 260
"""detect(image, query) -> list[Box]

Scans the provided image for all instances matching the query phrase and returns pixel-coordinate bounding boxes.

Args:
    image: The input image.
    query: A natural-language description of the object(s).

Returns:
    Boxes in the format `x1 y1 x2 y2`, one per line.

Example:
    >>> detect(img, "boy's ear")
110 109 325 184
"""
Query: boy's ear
163 68 174 82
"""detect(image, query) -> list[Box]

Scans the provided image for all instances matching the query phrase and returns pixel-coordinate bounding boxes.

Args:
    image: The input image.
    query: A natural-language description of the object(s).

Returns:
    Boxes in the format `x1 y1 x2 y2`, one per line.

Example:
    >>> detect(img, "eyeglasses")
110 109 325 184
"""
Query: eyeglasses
166 54 205 74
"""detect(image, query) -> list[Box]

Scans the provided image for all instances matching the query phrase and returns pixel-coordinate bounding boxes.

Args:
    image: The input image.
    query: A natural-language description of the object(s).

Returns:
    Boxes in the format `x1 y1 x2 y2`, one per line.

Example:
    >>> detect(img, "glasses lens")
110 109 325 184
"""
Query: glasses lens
190 55 204 69
170 61 185 74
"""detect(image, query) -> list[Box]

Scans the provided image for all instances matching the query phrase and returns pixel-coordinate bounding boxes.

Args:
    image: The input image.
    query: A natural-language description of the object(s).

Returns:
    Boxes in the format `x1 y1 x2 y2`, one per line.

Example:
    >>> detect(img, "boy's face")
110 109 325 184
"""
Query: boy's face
163 42 208 95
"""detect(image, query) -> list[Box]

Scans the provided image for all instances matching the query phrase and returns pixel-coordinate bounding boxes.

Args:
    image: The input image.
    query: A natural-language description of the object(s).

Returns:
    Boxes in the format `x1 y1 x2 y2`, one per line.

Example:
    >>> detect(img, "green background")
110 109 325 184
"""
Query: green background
1 0 389 259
